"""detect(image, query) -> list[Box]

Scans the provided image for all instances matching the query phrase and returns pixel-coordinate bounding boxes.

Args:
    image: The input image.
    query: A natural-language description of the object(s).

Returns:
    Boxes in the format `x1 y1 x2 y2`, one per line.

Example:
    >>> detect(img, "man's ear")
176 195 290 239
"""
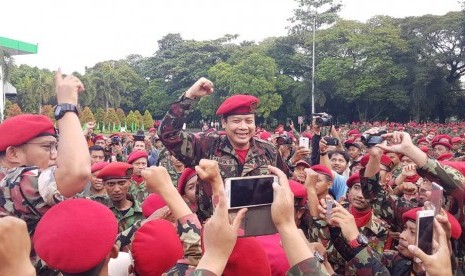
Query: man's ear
5 146 22 164
221 117 227 129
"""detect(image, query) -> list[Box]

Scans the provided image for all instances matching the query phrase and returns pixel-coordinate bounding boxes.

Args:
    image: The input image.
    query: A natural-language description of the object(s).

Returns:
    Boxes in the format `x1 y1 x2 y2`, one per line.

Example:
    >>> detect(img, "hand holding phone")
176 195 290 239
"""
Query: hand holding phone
416 209 434 255
299 137 309 149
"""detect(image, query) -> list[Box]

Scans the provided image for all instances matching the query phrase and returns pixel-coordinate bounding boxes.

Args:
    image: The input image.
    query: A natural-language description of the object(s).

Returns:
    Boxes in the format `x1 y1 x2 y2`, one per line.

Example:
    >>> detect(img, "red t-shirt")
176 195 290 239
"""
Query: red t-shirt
235 148 249 165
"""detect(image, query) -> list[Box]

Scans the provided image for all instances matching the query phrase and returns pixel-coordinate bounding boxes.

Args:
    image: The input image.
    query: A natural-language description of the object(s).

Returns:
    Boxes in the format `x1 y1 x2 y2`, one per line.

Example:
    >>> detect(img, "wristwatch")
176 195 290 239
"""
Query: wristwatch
348 233 369 249
54 104 78 120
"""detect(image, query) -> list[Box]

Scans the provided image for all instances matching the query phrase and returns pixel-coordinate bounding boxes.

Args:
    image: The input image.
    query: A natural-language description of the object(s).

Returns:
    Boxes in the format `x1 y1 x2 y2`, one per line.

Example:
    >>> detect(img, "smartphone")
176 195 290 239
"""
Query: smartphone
225 175 278 209
299 137 310 149
416 209 434 255
324 137 339 146
430 182 444 216
326 198 333 220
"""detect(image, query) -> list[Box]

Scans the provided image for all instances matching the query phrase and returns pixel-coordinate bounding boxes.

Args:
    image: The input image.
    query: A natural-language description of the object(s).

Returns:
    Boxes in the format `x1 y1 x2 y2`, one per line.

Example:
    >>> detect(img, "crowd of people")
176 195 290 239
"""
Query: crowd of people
0 72 464 276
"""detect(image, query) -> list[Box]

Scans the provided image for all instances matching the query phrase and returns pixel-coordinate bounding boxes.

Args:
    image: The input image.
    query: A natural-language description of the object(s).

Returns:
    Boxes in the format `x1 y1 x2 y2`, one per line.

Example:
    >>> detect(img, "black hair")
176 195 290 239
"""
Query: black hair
61 258 106 276
89 145 105 153
328 150 350 163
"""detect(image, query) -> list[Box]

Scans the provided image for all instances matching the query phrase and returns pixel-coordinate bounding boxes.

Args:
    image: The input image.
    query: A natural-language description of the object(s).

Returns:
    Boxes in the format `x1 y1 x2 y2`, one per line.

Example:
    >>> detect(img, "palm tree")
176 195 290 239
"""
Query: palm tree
32 70 54 113
90 61 125 111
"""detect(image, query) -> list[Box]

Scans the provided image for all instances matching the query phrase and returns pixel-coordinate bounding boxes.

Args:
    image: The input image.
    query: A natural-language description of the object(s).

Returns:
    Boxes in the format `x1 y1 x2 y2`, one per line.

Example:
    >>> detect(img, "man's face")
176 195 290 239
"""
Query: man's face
91 171 104 191
347 146 361 159
433 145 449 158
452 143 461 151
105 179 130 203
386 152 400 166
398 220 416 259
292 165 307 183
95 139 106 148
418 180 432 205
418 141 429 148
315 173 332 196
90 150 105 165
134 141 146 151
183 175 198 207
426 132 435 140
330 153 348 174
222 114 255 150
14 136 58 170
132 158 148 176
400 156 415 167
149 131 156 137
348 183 369 211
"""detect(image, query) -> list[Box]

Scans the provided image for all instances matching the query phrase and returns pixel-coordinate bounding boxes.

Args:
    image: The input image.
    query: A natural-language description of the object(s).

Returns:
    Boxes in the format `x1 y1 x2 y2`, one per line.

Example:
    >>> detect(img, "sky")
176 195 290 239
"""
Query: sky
3 0 462 74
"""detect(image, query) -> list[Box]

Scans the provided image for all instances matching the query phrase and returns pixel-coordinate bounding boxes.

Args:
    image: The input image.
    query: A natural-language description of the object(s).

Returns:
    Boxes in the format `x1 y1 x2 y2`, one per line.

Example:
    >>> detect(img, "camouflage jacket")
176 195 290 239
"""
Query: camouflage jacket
164 213 203 275
129 180 151 203
158 95 288 221
109 199 145 233
346 248 406 276
160 158 183 187
360 168 418 232
0 166 65 275
309 205 389 275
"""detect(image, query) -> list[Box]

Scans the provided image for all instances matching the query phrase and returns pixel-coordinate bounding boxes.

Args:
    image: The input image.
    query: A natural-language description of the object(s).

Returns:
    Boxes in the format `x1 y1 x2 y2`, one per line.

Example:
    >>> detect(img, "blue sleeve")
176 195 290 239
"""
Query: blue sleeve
330 172 348 200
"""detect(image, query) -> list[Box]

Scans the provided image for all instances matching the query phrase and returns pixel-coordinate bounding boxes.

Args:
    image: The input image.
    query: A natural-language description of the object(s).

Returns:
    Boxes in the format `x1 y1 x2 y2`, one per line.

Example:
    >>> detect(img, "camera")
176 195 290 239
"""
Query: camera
111 136 121 146
361 130 386 147
276 134 293 146
312 113 333 127
324 137 339 146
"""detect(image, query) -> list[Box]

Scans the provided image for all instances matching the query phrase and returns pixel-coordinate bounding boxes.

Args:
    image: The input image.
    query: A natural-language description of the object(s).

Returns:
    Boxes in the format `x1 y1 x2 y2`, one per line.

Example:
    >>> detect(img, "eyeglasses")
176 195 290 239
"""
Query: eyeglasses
24 142 58 153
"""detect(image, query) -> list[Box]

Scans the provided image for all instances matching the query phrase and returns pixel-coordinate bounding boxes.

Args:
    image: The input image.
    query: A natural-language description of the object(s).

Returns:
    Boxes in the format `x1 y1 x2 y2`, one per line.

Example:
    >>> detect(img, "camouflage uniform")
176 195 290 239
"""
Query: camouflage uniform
0 166 65 275
129 179 151 203
416 159 465 274
346 247 407 275
360 168 418 233
109 199 144 233
159 95 288 221
309 204 389 275
164 213 203 275
160 157 183 187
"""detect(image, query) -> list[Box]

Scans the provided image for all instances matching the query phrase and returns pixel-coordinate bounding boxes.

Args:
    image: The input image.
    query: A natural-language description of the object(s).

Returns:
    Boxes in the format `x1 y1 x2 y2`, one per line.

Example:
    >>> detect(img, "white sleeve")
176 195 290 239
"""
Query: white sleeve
38 166 66 206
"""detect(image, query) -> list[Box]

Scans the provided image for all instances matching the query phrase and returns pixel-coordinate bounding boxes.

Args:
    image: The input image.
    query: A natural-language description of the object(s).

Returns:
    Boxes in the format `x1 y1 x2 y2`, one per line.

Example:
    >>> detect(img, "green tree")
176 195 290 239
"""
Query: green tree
126 111 137 132
143 110 153 130
80 106 95 124
41 105 54 120
6 103 22 118
95 107 106 124
89 61 125 111
116 108 126 125
134 110 143 129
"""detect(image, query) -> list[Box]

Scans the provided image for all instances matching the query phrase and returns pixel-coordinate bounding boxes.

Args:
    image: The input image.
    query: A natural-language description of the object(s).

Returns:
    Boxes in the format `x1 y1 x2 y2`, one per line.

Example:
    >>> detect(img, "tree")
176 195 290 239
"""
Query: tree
89 61 125 111
41 105 54 120
6 103 22 118
126 111 137 132
116 108 126 125
95 108 105 124
134 110 143 129
79 106 95 124
143 110 153 130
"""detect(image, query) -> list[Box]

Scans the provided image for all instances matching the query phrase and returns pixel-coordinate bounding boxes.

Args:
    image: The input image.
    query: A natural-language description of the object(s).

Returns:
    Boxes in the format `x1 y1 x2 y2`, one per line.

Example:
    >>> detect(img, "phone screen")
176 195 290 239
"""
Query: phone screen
299 137 309 148
230 177 275 208
417 215 434 255
430 182 444 215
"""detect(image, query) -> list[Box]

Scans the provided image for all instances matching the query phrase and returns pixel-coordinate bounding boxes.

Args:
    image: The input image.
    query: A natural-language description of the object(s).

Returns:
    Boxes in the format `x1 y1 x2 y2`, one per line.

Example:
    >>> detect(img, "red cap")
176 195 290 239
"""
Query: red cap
420 145 430 153
149 127 156 132
132 219 183 276
109 133 121 138
91 161 109 173
255 234 290 275
417 138 428 144
437 152 454 161
451 137 462 144
432 141 452 150
295 160 311 169
346 173 360 188
402 207 462 239
310 165 333 180
288 180 307 199
0 114 56 151
126 150 148 164
301 132 313 139
360 154 393 170
142 193 167 218
33 199 118 273
347 129 360 136
93 134 105 143
177 168 197 195
223 237 271 276
97 162 133 181
432 134 452 144
259 131 272 141
216 94 260 116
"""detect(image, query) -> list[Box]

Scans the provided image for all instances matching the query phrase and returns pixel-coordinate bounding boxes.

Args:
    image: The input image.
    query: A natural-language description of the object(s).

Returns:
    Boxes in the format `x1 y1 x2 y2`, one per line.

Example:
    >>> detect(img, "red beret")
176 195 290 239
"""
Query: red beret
177 168 197 196
420 145 430 153
255 234 290 275
310 165 333 181
109 133 120 138
346 173 360 188
360 154 393 170
0 114 56 152
132 219 183 275
417 138 428 144
127 150 148 164
295 160 311 169
223 237 271 276
33 199 118 273
429 128 437 133
97 162 133 181
347 129 360 136
142 193 167 218
432 141 452 150
451 137 462 144
93 134 105 143
149 127 156 132
402 207 462 239
437 152 454 161
259 131 272 141
432 134 451 144
302 132 313 139
216 94 260 116
288 180 307 198
91 161 109 173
